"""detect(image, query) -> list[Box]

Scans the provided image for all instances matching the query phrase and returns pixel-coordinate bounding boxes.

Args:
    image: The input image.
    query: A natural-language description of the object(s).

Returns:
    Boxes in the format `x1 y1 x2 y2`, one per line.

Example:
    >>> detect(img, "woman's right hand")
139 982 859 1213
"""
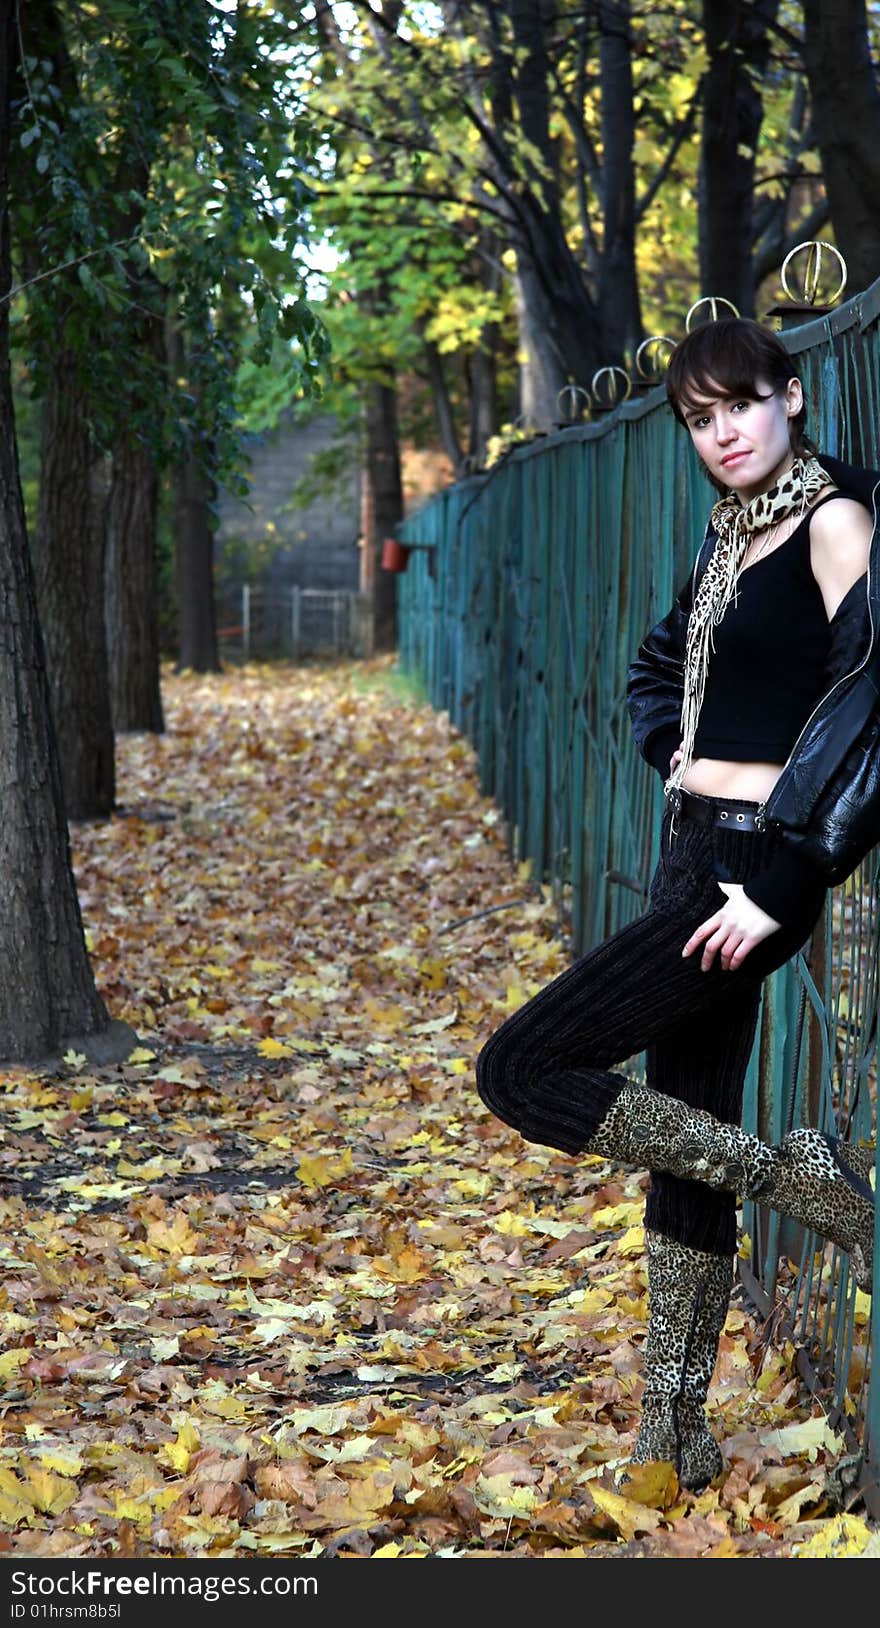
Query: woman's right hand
669 740 684 774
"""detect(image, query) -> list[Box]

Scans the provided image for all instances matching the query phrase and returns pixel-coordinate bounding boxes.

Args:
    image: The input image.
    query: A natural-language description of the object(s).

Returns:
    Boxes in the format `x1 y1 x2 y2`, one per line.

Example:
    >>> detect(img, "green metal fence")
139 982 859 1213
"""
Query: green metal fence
398 279 880 1513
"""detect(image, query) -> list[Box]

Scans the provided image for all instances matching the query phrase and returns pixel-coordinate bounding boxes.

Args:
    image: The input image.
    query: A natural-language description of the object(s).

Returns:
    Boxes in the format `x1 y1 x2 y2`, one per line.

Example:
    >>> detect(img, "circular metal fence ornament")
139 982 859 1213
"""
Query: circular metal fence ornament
780 240 847 307
555 384 591 423
591 366 632 408
635 335 676 381
685 296 740 332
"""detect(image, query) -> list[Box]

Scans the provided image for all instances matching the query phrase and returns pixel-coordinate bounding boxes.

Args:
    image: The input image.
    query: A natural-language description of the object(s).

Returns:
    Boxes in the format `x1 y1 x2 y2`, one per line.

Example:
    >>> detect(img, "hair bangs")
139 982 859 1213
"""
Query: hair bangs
666 318 792 426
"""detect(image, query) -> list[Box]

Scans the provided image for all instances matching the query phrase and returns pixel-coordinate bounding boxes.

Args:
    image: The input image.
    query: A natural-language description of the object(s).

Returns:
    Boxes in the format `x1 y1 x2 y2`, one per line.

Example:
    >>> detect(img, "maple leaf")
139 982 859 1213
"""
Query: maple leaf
145 1211 200 1255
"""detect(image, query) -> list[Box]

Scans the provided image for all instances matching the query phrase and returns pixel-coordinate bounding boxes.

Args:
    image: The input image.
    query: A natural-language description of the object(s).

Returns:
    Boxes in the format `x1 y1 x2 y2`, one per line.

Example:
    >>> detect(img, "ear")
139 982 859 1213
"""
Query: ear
785 376 804 418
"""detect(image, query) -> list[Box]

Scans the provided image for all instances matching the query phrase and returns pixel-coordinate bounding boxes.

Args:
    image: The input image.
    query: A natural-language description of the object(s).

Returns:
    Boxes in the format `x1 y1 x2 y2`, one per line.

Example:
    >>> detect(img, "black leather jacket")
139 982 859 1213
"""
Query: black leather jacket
626 453 880 890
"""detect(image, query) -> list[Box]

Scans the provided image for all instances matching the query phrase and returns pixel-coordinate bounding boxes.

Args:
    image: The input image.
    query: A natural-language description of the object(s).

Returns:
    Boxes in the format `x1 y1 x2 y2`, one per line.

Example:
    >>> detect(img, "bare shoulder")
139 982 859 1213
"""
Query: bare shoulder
809 490 873 547
808 489 873 619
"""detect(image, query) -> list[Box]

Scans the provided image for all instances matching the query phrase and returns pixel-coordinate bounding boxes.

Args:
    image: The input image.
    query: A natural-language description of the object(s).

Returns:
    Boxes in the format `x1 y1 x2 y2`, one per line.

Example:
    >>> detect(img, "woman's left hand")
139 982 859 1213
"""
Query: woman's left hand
682 882 781 972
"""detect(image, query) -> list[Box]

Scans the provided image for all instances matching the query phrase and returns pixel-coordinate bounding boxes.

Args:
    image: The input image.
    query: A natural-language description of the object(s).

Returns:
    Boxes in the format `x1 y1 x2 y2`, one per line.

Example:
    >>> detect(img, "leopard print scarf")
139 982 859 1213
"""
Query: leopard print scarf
664 454 831 798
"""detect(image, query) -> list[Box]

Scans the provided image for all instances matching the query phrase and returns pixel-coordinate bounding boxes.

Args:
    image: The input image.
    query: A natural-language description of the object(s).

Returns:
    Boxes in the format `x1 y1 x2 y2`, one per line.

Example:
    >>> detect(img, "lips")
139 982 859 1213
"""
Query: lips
721 452 750 467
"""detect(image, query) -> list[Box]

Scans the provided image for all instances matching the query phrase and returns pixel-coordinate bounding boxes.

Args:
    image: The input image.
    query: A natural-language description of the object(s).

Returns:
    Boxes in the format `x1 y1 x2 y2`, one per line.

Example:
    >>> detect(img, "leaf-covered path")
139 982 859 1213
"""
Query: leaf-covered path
0 660 874 1559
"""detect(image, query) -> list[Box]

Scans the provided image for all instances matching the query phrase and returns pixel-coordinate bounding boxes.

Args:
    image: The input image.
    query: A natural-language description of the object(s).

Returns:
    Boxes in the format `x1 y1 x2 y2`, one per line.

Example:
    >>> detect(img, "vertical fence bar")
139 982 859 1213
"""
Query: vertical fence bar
291 586 301 660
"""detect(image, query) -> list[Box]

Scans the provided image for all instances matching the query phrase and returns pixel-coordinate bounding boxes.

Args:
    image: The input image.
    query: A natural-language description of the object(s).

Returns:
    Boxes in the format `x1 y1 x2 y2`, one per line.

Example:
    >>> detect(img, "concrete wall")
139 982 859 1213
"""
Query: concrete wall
216 412 361 592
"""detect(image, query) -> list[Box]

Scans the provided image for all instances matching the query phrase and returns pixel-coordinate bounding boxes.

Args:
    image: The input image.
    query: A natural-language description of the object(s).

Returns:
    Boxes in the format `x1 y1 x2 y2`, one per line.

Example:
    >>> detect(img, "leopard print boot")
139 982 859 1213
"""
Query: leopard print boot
588 1085 875 1292
617 1232 731 1492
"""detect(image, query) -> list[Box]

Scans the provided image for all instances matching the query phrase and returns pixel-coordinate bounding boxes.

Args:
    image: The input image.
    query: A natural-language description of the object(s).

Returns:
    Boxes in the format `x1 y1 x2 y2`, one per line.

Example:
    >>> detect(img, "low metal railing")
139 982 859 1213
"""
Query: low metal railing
216 586 374 661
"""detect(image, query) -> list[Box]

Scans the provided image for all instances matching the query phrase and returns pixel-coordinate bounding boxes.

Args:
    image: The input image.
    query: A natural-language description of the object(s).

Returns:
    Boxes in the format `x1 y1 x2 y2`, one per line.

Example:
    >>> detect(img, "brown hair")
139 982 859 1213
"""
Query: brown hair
665 317 814 482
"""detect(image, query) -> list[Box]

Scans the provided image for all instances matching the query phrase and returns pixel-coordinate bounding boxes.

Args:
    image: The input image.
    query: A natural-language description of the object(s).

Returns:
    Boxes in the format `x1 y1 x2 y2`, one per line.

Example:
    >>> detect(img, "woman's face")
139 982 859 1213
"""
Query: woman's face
681 374 804 501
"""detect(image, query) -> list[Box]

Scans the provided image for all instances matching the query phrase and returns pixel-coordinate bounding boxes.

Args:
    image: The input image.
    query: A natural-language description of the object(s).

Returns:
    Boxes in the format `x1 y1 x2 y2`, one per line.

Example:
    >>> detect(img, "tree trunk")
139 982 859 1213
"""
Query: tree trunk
802 0 880 293
597 1 643 363
699 0 779 317
469 337 498 461
0 0 111 1061
105 433 164 731
176 453 220 673
32 356 115 819
361 379 403 652
422 333 464 474
469 232 502 457
514 261 568 426
492 6 604 416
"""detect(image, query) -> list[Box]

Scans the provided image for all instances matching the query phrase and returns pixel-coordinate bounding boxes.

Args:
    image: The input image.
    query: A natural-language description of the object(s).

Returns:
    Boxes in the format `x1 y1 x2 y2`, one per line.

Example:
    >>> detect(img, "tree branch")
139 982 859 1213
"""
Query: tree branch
635 79 704 224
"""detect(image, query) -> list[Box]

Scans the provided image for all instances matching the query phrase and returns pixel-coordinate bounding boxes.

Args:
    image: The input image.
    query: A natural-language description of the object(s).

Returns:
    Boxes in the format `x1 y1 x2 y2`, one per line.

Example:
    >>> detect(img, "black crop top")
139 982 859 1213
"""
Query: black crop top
692 492 838 763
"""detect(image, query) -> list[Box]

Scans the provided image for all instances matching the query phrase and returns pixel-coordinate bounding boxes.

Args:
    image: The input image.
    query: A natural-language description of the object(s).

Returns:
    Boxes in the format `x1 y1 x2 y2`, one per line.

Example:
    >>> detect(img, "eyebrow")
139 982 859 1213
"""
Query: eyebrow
683 393 746 418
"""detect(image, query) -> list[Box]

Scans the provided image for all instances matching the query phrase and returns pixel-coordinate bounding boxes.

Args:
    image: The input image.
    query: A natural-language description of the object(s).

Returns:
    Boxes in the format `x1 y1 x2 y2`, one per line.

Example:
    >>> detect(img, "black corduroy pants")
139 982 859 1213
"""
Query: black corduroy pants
475 796 827 1257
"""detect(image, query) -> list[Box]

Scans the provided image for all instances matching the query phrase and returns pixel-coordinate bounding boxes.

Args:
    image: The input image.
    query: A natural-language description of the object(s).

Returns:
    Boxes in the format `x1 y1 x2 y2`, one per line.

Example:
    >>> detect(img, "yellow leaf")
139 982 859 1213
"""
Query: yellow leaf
589 1483 662 1541
705 1536 740 1558
0 1490 32 1526
257 1038 293 1058
617 1295 649 1322
571 1286 614 1315
617 1225 646 1257
127 1047 157 1064
617 1460 680 1509
158 1419 200 1475
117 1157 170 1180
797 1514 872 1558
35 1450 83 1479
146 1211 199 1255
377 1244 428 1284
108 1496 153 1527
417 957 448 990
591 1201 644 1230
854 1288 871 1325
283 1403 354 1436
296 1148 353 1189
19 1468 79 1515
473 1474 539 1519
0 1349 29 1380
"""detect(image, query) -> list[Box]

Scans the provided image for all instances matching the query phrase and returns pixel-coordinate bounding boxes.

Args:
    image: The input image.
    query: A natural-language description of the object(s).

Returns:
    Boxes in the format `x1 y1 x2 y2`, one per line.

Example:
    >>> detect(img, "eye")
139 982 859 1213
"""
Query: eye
731 399 751 412
691 414 711 429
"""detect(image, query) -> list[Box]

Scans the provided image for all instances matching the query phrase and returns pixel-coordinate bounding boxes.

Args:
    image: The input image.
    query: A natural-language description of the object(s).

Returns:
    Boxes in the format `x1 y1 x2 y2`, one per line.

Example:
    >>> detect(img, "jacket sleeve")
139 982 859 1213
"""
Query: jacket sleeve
626 573 694 780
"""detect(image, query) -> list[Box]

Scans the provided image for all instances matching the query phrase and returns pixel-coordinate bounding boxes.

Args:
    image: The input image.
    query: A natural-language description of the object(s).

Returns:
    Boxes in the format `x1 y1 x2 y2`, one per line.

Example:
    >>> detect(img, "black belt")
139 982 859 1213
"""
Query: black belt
673 789 762 833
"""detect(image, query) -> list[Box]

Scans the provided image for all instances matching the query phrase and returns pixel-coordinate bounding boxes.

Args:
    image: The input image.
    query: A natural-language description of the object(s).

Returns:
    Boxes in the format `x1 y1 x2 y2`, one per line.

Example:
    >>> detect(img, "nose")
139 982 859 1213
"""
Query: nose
714 413 738 445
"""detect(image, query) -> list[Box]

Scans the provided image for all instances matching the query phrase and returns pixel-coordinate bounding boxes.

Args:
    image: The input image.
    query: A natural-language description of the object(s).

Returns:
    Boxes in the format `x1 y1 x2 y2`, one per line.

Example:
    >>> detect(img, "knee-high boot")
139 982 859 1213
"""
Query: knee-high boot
620 1231 733 1491
587 1084 875 1292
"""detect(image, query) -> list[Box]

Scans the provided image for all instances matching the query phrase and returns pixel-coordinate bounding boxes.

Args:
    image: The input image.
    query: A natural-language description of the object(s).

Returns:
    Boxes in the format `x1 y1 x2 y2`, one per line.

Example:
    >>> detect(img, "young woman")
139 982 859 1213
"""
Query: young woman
475 317 878 1492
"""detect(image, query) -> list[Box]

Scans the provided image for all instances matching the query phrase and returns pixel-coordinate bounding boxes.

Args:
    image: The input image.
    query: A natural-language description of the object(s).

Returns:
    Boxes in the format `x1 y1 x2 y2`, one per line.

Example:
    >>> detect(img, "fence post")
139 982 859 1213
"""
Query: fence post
243 583 251 660
291 586 301 660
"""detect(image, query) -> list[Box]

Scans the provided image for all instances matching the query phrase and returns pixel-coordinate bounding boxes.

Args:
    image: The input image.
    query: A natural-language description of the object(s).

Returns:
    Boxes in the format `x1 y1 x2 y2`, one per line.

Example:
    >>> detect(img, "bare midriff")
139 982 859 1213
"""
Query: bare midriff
680 758 783 802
